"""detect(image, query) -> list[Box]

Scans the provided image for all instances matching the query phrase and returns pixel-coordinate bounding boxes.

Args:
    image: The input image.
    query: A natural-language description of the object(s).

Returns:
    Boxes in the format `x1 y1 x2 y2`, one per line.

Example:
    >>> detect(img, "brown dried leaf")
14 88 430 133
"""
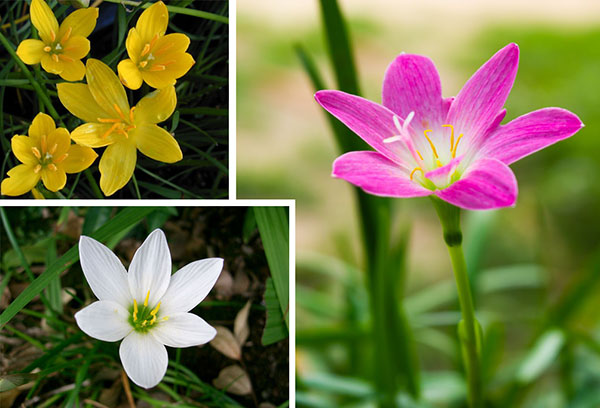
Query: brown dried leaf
234 301 251 346
209 326 241 360
212 365 252 396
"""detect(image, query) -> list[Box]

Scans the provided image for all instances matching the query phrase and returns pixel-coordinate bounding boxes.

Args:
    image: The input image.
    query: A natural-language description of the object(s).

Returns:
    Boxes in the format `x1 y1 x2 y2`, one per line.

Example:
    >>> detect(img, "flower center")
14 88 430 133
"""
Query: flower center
129 290 168 333
31 134 67 174
42 27 75 63
137 33 176 72
97 104 137 139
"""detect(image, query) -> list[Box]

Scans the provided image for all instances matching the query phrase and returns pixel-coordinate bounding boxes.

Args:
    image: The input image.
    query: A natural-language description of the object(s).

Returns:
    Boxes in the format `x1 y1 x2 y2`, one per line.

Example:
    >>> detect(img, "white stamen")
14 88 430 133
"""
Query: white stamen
385 112 415 144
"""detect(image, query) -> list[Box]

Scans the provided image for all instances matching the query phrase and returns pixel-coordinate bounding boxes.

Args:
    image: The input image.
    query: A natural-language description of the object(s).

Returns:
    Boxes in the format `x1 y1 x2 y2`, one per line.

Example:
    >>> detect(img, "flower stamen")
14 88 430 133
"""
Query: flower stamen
129 106 136 123
442 124 455 150
54 153 68 164
133 299 138 321
452 134 463 158
33 164 42 174
31 147 41 159
51 54 59 63
41 135 47 154
58 54 74 62
410 167 423 181
47 163 57 171
102 122 120 139
141 43 151 57
144 290 150 307
61 27 72 44
50 29 56 42
49 143 58 155
113 104 128 122
149 64 166 72
43 46 52 52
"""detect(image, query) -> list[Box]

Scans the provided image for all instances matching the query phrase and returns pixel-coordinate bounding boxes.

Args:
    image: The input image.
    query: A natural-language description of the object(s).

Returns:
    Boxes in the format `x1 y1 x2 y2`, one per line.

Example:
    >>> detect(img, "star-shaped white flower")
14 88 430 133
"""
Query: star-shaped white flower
74 229 223 388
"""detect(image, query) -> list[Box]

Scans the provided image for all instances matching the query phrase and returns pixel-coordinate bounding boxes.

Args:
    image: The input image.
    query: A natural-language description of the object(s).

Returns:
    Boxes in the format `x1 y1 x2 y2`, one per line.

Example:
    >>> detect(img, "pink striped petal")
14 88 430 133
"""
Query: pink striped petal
436 158 517 210
447 43 519 150
425 156 462 188
332 151 432 198
315 90 411 164
382 54 445 133
479 108 583 165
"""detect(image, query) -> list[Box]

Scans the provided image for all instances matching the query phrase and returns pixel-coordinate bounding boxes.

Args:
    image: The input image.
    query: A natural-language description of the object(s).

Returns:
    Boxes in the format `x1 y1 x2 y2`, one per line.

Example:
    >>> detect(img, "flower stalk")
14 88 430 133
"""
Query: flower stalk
431 196 483 407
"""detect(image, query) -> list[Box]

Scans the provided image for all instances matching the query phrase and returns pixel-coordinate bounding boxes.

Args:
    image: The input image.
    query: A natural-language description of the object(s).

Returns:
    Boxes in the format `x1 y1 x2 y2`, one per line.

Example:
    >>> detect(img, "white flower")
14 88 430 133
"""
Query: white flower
74 229 223 389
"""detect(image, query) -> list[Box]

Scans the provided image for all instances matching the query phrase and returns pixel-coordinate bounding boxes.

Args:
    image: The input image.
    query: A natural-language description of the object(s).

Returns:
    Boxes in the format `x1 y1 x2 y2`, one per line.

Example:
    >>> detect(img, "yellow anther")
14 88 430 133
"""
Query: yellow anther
50 29 56 42
139 60 148 68
43 46 52 52
51 54 59 63
97 117 121 123
149 33 159 49
150 302 161 316
410 167 423 181
442 124 455 150
416 149 424 161
54 153 68 164
47 163 57 171
436 159 443 167
133 299 138 321
31 147 41 159
58 54 74 62
49 143 57 155
41 134 47 154
423 130 439 158
163 316 169 321
113 104 127 121
161 60 176 67
33 164 42 174
154 42 174 56
129 106 136 123
61 27 72 44
141 320 147 327
102 122 120 139
144 290 150 307
150 315 157 325
115 128 129 138
141 43 151 56
149 64 166 72
452 134 463 158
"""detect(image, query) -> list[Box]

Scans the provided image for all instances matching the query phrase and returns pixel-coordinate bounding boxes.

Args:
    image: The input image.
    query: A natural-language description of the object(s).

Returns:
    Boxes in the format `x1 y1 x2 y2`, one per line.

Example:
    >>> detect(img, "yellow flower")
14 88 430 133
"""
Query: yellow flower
16 0 98 81
1 113 97 196
57 58 183 196
117 1 195 90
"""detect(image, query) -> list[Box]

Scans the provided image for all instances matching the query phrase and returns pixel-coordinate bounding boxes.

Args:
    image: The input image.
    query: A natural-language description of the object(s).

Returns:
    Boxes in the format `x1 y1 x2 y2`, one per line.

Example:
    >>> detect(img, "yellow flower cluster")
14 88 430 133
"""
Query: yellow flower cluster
2 0 194 197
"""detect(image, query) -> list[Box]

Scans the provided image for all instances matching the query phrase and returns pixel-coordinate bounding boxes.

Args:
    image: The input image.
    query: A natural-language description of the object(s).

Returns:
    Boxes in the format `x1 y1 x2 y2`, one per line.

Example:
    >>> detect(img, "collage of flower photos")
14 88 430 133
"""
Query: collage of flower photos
3 0 600 408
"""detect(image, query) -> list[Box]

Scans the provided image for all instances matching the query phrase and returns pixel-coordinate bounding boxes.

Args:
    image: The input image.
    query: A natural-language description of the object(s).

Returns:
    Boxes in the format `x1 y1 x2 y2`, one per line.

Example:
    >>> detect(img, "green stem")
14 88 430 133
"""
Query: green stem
431 197 483 407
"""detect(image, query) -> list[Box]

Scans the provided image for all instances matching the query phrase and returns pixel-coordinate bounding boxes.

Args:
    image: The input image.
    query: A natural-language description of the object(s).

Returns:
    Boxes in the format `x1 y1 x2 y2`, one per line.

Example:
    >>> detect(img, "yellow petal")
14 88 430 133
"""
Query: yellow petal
161 52 195 80
30 0 59 44
134 86 176 124
29 112 56 140
16 39 46 64
134 124 182 163
125 27 143 64
136 1 168 43
58 59 86 81
62 36 90 60
47 128 71 158
58 7 98 39
71 123 118 147
117 59 143 90
41 53 63 75
62 144 97 173
141 70 175 89
11 135 38 165
85 59 130 119
99 140 137 196
57 83 111 123
32 188 45 199
154 33 190 56
1 164 40 196
41 167 67 192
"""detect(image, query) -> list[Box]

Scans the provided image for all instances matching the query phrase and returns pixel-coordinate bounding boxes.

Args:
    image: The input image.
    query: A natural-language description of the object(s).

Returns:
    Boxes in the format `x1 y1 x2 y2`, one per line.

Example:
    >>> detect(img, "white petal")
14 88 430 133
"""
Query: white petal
152 312 217 348
74 300 131 342
119 331 168 389
159 258 223 316
128 229 172 308
79 235 131 307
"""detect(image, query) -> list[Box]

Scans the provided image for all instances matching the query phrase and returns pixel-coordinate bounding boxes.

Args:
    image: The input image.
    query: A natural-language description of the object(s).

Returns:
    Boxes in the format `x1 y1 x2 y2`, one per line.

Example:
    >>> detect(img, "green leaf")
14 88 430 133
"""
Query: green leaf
516 329 565 384
261 278 288 346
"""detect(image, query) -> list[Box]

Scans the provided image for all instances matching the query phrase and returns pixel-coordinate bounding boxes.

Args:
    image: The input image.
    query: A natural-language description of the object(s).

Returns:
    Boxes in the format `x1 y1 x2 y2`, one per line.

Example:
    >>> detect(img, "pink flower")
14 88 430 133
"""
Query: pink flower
315 43 583 210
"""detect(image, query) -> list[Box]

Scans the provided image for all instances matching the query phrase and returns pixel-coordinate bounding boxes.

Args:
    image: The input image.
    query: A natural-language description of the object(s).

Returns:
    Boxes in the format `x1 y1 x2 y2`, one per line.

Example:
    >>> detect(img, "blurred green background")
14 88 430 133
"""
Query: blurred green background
238 1 600 406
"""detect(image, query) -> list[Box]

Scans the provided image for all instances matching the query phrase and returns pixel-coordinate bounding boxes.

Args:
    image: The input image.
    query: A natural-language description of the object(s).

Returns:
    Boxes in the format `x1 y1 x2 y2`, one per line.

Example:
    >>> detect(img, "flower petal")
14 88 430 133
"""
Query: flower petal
30 0 59 44
446 43 519 151
154 33 190 56
119 331 168 389
74 300 131 342
140 70 176 89
315 90 414 165
71 123 118 148
159 258 223 316
59 7 98 39
47 128 71 159
40 167 66 192
58 59 85 81
135 86 176 124
62 144 97 173
99 140 137 196
29 112 56 140
62 36 90 60
480 108 584 165
128 229 172 308
136 1 168 43
11 135 38 165
1 165 40 196
152 313 216 347
382 53 445 134
41 53 63 75
79 235 131 307
156 52 195 80
16 39 46 64
436 158 518 210
424 156 462 188
117 59 143 90
134 124 182 163
125 28 143 64
57 83 111 123
86 59 130 119
332 151 432 198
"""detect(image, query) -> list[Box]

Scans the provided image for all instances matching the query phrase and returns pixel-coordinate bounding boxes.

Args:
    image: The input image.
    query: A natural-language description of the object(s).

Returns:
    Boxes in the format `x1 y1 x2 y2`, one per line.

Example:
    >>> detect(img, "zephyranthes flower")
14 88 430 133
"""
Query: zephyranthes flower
16 0 97 81
117 1 195 90
75 229 223 389
1 113 97 196
315 43 584 210
57 58 183 196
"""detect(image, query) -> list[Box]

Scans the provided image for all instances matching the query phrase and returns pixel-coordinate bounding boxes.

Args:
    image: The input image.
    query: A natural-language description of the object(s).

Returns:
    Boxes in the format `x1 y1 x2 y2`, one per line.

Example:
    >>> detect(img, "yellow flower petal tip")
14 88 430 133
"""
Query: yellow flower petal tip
1 113 95 197
19 0 98 81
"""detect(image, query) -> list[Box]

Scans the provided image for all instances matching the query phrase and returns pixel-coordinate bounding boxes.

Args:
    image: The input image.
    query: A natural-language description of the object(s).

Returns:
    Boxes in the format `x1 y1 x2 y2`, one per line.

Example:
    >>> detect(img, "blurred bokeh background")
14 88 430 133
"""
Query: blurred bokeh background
238 0 600 407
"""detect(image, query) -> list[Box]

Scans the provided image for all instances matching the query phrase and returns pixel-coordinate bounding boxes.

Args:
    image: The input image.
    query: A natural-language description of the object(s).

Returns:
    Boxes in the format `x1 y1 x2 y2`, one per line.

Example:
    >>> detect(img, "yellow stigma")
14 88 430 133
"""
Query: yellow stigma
133 299 138 321
410 167 423 181
144 290 150 307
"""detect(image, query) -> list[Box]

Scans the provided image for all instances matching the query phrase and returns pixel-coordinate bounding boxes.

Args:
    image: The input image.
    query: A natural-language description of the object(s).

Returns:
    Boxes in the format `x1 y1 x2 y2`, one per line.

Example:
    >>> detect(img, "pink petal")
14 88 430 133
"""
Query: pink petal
436 158 518 210
315 90 411 164
332 151 432 198
446 43 520 151
479 108 583 165
382 54 445 133
425 156 462 187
